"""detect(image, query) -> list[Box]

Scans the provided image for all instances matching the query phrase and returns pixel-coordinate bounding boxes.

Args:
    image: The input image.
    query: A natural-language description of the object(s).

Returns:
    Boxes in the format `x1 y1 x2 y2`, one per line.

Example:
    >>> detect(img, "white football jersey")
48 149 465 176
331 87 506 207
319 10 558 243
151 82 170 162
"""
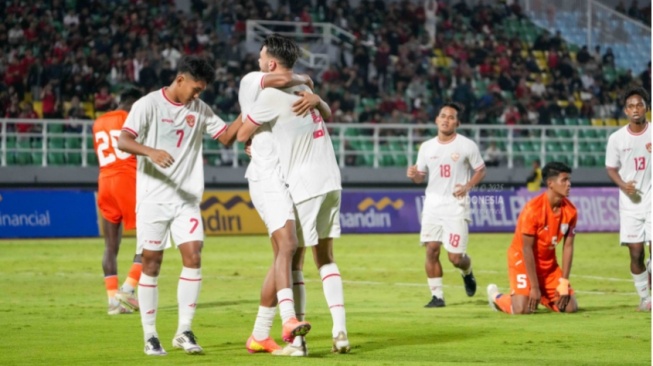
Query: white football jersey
606 123 651 213
238 71 279 181
247 86 341 204
416 133 485 209
122 88 227 205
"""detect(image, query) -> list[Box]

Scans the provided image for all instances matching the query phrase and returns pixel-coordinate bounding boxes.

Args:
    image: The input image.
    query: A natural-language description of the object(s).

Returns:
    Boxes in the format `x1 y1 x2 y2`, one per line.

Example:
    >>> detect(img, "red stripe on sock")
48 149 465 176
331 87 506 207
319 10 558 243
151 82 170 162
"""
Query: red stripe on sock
180 277 202 281
293 282 305 285
322 273 341 281
329 304 344 309
139 283 157 288
279 298 294 305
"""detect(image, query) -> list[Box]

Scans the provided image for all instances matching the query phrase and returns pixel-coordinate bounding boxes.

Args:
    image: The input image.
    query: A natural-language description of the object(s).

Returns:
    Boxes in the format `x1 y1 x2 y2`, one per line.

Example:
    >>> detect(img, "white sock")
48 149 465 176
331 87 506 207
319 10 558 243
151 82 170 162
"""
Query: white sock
177 267 202 335
460 255 473 275
139 274 158 340
428 277 444 299
292 271 306 321
319 263 347 338
252 306 276 341
632 271 650 299
277 288 296 324
121 283 135 294
292 335 304 347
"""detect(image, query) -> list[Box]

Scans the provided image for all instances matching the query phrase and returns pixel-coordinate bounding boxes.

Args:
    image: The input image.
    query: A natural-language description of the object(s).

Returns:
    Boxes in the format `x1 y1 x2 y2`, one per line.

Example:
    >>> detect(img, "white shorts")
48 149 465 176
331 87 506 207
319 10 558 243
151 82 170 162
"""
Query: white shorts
620 210 652 244
136 202 204 253
295 190 341 247
420 215 469 254
249 176 295 236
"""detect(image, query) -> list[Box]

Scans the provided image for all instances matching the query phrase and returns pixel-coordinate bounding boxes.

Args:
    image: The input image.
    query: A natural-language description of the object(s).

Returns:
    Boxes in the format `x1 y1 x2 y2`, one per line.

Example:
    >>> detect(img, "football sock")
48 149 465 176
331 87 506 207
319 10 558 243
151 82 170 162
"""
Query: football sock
252 306 276 341
494 293 513 314
631 271 649 299
139 274 158 340
177 267 202 335
320 263 347 338
122 262 142 293
277 288 296 324
460 255 473 275
105 275 119 305
292 271 306 321
428 277 444 299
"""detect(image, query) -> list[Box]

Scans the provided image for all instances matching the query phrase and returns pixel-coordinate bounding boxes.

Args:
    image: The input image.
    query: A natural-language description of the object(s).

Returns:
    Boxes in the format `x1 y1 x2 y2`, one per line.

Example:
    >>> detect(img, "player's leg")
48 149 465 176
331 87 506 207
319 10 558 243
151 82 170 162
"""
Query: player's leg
114 176 141 310
540 267 578 313
488 249 526 315
421 213 446 307
443 218 476 297
101 217 130 314
621 212 651 310
247 248 280 354
170 203 205 354
274 246 309 357
312 190 349 354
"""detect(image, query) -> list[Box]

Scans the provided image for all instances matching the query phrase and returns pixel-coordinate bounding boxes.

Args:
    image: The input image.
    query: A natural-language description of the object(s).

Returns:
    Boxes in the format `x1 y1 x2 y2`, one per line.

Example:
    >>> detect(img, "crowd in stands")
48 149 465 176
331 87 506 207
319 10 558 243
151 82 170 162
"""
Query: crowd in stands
0 0 649 150
614 0 651 27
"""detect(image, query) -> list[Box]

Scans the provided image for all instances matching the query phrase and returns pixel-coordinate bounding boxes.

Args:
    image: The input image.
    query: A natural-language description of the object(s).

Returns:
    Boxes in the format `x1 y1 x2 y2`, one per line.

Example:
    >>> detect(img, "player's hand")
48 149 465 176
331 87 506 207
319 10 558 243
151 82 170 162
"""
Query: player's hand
407 165 425 179
301 74 314 91
528 287 541 313
148 149 174 168
453 183 470 198
292 91 320 116
244 139 252 158
555 278 570 312
621 180 638 196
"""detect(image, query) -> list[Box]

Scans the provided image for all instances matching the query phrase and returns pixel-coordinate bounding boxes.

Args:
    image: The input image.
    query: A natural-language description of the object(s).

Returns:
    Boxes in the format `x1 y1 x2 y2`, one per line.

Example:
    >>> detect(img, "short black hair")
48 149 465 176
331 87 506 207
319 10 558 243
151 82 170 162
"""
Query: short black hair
621 86 650 110
542 162 572 181
262 34 301 69
177 55 215 84
440 101 464 120
119 88 142 104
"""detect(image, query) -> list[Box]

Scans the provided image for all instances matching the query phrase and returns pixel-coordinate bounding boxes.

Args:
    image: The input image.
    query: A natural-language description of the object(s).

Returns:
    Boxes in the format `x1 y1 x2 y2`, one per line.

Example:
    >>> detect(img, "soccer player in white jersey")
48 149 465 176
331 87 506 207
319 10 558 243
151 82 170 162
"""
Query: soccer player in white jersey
606 86 652 311
238 65 317 354
117 55 242 356
407 102 486 308
237 34 350 354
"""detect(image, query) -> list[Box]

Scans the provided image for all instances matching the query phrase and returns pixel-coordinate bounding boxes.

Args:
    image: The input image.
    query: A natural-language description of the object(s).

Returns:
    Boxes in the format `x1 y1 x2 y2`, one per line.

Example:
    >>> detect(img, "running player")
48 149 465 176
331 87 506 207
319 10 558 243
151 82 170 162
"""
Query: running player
407 102 486 307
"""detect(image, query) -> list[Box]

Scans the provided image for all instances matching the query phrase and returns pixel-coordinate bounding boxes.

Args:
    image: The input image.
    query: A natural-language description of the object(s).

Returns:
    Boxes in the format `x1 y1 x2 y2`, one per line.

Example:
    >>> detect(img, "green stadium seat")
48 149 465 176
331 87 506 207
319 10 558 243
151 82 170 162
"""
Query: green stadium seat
48 137 65 149
594 154 606 167
578 118 590 126
67 153 82 166
545 141 560 152
14 152 31 165
31 152 43 166
579 155 595 167
87 152 98 166
394 153 408 167
550 118 563 126
86 136 95 149
531 141 542 153
379 145 394 167
48 152 66 166
47 123 65 133
564 118 579 125
66 137 82 149
559 142 573 152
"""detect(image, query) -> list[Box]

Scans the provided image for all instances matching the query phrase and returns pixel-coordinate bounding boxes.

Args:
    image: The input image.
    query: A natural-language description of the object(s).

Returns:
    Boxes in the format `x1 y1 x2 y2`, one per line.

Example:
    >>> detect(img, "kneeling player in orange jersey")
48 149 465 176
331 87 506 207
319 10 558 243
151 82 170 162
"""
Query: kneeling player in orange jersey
488 162 579 314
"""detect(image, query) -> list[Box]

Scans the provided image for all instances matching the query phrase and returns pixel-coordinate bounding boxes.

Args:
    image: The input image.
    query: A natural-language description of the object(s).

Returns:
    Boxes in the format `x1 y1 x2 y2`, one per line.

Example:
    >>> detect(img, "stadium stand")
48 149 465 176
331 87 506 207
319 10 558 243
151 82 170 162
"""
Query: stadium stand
0 0 650 169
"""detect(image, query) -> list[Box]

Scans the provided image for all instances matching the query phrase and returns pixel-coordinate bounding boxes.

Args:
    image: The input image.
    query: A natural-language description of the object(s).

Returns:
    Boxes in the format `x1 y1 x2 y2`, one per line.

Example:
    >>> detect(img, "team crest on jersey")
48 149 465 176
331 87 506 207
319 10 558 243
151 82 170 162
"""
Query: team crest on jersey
451 152 460 162
646 143 651 153
185 114 196 128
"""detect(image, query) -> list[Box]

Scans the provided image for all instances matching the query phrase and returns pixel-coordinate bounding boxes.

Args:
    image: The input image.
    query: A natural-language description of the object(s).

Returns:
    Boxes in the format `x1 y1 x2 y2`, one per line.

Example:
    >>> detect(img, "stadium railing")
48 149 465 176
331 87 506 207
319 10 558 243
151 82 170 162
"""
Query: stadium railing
0 118 619 169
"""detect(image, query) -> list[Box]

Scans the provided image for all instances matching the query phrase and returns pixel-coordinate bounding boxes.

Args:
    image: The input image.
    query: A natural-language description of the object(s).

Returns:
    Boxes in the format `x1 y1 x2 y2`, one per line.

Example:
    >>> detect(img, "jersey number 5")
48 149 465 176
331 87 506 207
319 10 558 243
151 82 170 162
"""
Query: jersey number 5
95 130 131 167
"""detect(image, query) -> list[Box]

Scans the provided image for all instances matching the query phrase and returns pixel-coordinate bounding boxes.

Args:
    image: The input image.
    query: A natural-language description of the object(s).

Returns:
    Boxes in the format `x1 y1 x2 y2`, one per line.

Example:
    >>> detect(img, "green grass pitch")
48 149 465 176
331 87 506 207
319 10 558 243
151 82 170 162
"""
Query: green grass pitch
0 233 650 365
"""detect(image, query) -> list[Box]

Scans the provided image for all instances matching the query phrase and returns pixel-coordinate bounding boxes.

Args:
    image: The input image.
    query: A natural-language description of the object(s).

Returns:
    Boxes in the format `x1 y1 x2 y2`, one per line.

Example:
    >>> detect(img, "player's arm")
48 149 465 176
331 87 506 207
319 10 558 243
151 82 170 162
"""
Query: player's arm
408 144 428 184
263 72 314 91
606 166 637 196
521 234 541 313
292 91 332 119
454 166 486 198
236 115 260 143
118 131 174 168
216 113 243 146
605 136 637 195
556 233 575 311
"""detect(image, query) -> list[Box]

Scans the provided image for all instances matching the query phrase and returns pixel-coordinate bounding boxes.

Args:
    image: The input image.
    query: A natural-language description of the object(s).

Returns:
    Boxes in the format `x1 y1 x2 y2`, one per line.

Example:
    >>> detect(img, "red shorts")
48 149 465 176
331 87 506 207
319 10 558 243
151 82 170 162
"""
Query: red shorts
507 248 574 312
97 174 136 230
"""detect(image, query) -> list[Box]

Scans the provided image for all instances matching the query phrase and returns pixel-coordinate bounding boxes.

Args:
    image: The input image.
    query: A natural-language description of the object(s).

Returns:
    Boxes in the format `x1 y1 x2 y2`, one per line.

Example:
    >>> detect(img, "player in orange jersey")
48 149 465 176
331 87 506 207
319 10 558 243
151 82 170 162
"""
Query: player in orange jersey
487 162 579 314
93 88 143 315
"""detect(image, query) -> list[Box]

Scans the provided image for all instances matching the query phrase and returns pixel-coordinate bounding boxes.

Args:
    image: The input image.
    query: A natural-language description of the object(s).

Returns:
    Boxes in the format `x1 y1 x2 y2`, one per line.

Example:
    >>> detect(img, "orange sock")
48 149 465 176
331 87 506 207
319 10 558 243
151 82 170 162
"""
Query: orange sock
105 275 119 301
124 263 143 290
494 294 513 314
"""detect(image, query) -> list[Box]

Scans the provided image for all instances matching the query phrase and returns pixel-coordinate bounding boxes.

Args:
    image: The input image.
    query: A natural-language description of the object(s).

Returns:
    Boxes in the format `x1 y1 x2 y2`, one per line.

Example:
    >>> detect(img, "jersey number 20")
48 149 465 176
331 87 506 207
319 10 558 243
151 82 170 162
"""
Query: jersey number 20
95 130 131 167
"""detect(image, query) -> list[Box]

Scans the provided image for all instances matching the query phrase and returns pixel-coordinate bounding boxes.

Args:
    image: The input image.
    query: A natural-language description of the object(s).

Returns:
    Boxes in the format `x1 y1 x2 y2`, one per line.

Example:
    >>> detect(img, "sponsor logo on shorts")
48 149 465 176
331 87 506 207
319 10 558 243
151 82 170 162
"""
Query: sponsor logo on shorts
146 240 162 245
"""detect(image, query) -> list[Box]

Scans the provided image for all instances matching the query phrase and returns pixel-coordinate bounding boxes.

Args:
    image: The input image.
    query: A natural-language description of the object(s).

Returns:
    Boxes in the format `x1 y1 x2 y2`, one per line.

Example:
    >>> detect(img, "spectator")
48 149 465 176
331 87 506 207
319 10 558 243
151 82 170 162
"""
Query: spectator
94 85 116 113
483 141 501 167
526 159 542 191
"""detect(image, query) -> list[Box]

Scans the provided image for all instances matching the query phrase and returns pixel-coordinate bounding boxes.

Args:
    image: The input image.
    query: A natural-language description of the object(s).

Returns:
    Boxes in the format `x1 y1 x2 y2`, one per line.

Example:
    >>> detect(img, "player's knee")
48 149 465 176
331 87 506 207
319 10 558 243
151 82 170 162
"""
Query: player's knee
448 253 464 267
425 243 440 259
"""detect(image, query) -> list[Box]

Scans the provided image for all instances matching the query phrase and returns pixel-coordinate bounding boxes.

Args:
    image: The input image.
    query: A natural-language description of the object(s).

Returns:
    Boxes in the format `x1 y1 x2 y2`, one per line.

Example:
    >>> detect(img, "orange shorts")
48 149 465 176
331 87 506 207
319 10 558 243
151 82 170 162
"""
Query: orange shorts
507 249 574 312
97 174 136 230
